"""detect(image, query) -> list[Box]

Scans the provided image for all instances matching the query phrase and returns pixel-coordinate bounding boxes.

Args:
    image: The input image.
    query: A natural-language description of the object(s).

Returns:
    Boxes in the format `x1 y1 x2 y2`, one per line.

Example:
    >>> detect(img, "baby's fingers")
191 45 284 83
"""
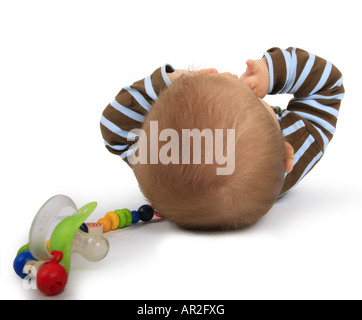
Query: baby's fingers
245 59 258 75
196 68 218 75
220 72 238 79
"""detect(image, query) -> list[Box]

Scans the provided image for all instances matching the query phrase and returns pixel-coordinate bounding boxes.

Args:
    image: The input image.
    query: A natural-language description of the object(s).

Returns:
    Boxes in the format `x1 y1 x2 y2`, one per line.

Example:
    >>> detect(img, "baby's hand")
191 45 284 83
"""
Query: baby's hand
240 58 269 99
167 68 218 83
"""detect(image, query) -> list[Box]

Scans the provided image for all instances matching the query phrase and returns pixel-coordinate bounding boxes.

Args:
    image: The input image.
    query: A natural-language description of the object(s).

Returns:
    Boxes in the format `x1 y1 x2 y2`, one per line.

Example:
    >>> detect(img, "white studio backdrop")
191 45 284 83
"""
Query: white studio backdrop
0 0 361 300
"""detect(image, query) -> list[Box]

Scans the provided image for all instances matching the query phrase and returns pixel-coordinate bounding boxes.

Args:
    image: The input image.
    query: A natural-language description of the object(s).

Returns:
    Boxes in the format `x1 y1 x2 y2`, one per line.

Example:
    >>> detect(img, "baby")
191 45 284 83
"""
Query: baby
100 47 344 230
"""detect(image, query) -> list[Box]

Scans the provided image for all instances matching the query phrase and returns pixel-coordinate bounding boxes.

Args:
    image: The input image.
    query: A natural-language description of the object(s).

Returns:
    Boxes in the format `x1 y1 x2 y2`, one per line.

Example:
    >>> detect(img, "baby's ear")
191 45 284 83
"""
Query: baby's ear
284 142 294 173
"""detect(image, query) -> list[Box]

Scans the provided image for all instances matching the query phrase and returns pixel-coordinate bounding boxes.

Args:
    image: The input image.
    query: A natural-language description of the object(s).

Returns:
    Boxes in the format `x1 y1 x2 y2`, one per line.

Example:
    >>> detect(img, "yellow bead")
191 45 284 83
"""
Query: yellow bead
105 211 120 230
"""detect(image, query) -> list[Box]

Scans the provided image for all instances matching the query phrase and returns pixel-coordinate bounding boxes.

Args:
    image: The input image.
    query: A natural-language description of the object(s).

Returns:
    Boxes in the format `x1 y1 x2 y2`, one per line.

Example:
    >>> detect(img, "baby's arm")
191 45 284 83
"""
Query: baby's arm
264 47 344 151
100 64 175 163
242 47 344 194
243 47 344 151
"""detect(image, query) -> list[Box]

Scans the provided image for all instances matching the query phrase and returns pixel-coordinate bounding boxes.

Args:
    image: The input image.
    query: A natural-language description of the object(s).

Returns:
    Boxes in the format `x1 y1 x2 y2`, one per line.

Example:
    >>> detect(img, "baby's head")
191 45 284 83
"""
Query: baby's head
132 73 286 230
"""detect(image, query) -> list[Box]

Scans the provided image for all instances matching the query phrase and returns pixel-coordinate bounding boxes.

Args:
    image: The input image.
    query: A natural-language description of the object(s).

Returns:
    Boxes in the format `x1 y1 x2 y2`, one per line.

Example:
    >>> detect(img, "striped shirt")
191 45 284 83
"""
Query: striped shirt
101 64 175 161
264 47 344 195
100 47 344 196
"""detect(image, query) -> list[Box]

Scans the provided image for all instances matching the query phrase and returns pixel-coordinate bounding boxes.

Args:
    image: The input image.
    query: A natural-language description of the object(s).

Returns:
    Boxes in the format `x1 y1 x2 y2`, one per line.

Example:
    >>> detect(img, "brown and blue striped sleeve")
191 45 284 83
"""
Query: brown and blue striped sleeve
264 47 344 195
100 64 175 164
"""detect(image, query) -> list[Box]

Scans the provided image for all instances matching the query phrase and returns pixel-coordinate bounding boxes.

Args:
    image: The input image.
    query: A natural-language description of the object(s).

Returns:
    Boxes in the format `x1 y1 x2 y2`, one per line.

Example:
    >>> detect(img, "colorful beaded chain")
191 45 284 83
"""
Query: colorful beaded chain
96 204 162 233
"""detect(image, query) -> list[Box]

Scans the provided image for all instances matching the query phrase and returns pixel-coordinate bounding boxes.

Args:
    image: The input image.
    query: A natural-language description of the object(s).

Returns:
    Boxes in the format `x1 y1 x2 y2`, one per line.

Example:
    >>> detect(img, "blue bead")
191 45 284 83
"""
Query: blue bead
13 250 36 279
131 210 140 224
138 205 154 222
79 223 88 233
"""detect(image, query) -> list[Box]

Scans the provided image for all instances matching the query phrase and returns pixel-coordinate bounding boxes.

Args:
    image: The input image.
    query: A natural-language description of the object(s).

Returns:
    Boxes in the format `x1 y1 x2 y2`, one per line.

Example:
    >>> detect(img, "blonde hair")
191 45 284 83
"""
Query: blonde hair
133 74 285 230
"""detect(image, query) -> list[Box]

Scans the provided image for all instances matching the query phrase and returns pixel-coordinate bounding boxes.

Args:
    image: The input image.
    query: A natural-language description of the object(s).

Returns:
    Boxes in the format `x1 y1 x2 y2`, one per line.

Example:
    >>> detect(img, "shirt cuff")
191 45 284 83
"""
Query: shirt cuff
161 64 175 87
263 52 274 94
263 48 287 95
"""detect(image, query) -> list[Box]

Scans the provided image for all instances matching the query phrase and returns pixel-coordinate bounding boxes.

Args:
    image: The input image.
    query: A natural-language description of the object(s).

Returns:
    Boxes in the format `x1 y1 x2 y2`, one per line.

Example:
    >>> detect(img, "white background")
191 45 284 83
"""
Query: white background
0 0 361 300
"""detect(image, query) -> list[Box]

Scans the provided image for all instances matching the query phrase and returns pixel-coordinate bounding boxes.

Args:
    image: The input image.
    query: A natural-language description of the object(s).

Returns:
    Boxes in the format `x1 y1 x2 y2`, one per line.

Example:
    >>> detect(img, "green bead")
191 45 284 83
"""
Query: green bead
123 209 133 227
114 209 127 228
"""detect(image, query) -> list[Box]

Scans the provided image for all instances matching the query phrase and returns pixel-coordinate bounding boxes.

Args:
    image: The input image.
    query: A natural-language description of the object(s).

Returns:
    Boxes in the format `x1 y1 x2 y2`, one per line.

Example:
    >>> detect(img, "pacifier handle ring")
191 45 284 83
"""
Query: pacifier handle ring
78 202 98 216
28 195 79 261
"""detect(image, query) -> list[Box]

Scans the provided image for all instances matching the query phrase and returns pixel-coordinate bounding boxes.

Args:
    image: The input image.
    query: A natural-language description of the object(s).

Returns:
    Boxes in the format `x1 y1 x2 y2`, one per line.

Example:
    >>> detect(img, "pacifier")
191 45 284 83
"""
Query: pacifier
13 195 109 295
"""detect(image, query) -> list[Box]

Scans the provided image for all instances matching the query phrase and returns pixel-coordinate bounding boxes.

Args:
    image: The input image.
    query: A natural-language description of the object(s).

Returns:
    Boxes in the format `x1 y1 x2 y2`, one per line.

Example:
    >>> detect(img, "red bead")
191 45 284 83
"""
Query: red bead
36 262 68 295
